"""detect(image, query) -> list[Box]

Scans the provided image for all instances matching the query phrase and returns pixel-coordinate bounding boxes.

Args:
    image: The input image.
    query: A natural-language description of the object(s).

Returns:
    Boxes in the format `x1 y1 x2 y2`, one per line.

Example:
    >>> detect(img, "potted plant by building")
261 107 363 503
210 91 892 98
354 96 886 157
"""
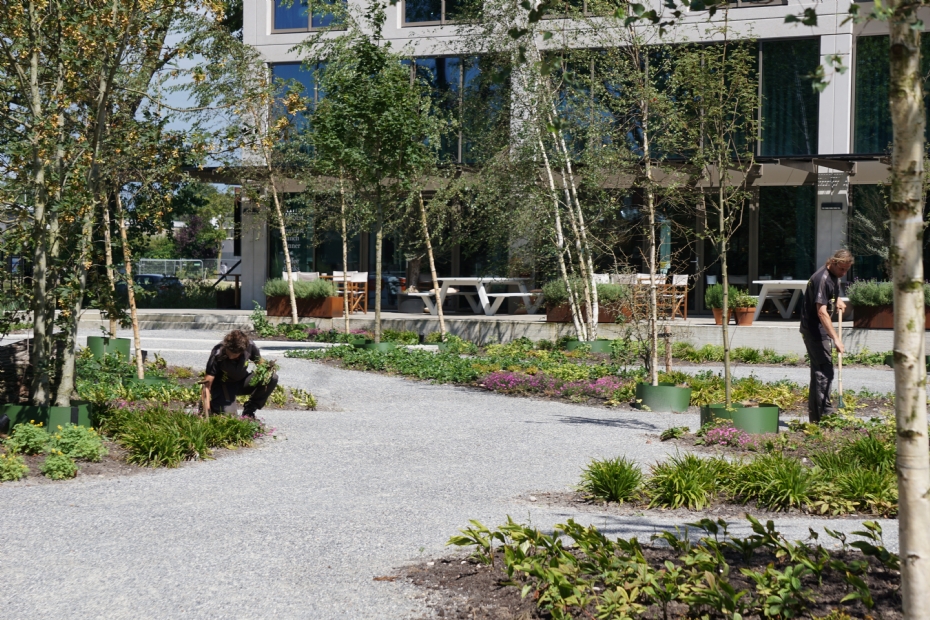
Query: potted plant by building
543 279 629 324
848 279 930 329
704 283 738 325
731 292 757 326
263 279 343 318
699 401 780 434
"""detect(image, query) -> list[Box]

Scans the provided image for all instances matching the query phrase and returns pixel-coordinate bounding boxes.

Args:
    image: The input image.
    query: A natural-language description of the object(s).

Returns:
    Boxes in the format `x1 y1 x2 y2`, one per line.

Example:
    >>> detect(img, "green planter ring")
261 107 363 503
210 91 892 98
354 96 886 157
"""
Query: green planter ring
364 342 397 352
0 401 94 430
86 336 131 360
634 382 692 413
349 337 373 348
565 339 613 354
700 403 780 434
128 376 171 386
883 354 930 369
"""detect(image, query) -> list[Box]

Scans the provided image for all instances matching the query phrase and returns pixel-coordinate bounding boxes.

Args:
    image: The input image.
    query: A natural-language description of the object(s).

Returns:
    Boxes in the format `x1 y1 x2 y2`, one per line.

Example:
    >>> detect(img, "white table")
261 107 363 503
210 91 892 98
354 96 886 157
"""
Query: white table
752 279 808 321
408 277 544 316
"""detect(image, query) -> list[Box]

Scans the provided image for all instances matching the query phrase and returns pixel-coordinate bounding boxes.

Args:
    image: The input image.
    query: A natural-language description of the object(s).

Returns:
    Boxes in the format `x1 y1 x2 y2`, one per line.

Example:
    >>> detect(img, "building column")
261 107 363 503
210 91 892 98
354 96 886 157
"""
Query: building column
240 199 269 309
816 33 854 266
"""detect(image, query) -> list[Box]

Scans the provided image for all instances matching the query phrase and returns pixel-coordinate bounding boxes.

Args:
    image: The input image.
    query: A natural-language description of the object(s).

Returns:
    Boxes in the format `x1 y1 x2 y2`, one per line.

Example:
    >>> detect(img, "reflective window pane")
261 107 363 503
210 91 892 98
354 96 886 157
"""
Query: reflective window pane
760 38 819 156
274 0 308 30
405 0 442 22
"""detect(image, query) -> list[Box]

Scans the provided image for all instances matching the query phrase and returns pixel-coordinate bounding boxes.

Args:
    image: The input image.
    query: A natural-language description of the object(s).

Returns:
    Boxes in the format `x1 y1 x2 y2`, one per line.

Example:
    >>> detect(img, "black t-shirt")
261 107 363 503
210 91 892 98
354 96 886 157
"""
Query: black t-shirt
205 342 261 383
799 266 840 339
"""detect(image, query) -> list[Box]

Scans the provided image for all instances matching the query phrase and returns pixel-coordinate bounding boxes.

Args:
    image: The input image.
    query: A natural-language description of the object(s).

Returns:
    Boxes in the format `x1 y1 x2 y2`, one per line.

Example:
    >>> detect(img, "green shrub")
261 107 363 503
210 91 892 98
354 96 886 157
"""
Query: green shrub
0 452 29 482
731 292 757 308
50 425 108 462
6 421 51 455
834 469 897 506
541 279 630 308
579 456 643 503
382 329 419 345
41 450 78 480
424 333 480 354
704 284 741 309
647 453 729 509
262 278 337 300
846 279 930 306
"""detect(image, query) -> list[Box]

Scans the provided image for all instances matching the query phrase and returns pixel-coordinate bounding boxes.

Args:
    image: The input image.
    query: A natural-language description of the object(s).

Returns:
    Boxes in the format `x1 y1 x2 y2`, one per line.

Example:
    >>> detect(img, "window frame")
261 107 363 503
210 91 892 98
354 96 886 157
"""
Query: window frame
270 0 343 33
402 0 459 27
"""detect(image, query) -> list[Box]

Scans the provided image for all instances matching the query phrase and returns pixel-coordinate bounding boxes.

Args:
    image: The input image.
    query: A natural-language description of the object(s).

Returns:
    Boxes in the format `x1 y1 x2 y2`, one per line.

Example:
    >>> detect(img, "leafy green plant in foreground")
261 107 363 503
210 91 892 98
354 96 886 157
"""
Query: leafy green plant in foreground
5 421 50 455
647 453 730 510
579 456 643 503
41 450 78 480
50 424 108 462
448 515 897 619
0 452 29 482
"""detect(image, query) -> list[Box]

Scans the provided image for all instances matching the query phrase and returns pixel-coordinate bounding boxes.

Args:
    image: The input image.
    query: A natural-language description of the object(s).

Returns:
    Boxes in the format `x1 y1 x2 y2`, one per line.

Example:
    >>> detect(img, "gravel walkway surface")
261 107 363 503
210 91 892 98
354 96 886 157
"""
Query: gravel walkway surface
0 329 899 619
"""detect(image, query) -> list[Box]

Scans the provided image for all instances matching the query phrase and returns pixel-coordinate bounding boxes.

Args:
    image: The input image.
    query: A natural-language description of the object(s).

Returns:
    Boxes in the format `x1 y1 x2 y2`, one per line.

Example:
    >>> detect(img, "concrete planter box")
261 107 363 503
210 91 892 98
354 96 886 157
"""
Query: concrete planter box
266 295 343 318
546 303 627 324
851 304 930 330
397 293 426 314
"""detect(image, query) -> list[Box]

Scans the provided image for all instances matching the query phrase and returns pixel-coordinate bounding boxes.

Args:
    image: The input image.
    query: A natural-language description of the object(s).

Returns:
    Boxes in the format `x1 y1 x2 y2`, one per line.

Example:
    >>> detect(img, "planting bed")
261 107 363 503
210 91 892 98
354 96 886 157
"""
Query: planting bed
407 517 901 619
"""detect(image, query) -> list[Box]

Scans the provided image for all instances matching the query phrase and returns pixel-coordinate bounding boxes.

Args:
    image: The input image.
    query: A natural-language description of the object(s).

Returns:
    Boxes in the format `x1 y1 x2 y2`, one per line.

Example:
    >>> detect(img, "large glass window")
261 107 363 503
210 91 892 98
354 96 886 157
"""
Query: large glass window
408 56 509 164
272 0 341 31
855 35 930 153
270 63 322 127
760 38 820 156
758 186 816 280
404 0 460 24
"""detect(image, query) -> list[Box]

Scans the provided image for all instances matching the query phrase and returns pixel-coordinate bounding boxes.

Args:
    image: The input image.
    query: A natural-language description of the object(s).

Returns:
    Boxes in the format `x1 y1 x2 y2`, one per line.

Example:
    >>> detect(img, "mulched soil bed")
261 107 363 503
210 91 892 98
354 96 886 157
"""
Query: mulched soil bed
516 490 887 521
404 548 902 619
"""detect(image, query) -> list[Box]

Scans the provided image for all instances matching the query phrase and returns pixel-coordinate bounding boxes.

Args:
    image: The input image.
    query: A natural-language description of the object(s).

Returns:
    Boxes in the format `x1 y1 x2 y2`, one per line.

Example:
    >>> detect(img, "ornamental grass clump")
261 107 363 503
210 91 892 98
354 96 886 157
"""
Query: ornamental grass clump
0 452 28 482
647 453 731 509
5 421 50 455
41 450 77 480
579 456 643 503
730 452 816 511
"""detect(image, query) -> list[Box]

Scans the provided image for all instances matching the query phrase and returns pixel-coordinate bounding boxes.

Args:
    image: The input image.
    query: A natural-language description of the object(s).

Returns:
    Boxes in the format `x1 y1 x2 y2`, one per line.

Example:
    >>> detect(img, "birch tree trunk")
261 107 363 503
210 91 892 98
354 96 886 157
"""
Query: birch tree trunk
418 191 446 339
54 208 94 405
339 173 350 333
268 175 299 325
102 199 118 336
642 59 659 387
374 195 383 344
888 9 930 615
718 179 732 407
116 193 145 381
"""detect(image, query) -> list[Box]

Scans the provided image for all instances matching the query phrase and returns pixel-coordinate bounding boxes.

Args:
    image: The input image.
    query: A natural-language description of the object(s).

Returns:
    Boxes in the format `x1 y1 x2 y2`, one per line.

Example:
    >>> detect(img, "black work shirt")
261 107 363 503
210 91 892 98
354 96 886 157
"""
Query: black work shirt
205 343 261 383
799 266 840 340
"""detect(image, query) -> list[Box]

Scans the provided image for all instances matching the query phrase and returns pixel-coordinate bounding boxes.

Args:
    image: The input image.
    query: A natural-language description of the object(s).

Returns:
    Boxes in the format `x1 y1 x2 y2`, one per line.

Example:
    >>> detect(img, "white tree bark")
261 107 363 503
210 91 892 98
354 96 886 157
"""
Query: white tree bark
102 200 118 337
116 193 144 381
418 191 446 339
339 173 350 333
888 8 930 615
268 175 299 325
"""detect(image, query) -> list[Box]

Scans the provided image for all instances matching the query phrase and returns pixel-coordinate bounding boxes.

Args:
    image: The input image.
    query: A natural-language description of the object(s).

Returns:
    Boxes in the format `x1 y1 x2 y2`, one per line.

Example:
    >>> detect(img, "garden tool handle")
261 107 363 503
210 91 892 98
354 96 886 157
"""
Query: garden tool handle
837 307 843 397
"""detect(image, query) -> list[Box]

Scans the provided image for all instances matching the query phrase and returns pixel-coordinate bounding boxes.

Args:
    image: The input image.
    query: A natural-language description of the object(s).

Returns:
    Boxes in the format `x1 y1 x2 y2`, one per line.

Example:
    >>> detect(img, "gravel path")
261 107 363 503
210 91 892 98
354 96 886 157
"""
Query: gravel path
0 329 899 619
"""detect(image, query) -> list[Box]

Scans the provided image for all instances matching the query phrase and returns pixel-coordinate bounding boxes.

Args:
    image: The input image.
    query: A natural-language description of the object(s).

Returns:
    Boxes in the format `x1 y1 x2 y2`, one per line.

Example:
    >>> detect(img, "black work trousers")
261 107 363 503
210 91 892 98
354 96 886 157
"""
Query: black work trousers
210 372 278 417
802 333 834 423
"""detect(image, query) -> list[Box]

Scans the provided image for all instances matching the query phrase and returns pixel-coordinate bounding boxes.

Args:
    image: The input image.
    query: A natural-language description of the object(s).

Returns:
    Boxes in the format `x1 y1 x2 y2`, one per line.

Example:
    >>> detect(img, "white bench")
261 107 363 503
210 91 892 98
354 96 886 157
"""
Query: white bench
405 290 479 314
485 292 544 314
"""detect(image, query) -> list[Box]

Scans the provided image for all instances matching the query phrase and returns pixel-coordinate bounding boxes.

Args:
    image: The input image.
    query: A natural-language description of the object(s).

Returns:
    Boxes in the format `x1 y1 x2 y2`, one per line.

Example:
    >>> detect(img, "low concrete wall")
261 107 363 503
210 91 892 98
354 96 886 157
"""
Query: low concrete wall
75 309 918 355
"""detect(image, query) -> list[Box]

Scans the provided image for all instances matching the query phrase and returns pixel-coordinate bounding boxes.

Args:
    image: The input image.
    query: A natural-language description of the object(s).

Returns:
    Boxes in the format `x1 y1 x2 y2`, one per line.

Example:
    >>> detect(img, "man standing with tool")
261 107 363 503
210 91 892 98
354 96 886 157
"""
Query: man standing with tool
798 250 854 423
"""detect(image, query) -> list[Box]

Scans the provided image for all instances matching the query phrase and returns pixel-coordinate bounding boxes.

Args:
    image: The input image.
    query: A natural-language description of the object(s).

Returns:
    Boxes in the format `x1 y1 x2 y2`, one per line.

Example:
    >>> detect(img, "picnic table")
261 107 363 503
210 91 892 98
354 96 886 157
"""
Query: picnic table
752 279 807 321
407 277 544 316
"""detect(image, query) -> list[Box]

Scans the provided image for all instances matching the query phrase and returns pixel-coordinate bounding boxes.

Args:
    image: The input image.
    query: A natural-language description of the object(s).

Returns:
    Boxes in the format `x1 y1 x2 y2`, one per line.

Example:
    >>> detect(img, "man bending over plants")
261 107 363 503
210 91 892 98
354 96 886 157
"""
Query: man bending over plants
202 330 278 418
799 249 853 423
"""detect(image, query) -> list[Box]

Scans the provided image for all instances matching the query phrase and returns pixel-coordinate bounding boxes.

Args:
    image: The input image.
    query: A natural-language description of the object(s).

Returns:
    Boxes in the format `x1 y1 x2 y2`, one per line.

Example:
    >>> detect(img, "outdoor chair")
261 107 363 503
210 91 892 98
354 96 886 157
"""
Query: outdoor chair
666 274 688 320
346 271 369 313
592 273 611 284
611 274 637 285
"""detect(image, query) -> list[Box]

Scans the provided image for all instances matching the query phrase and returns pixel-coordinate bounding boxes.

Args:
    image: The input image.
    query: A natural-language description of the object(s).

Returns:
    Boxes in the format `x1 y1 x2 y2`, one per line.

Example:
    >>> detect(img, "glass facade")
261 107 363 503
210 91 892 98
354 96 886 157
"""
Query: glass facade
404 0 461 24
758 186 816 280
272 0 340 31
760 38 820 156
855 35 930 153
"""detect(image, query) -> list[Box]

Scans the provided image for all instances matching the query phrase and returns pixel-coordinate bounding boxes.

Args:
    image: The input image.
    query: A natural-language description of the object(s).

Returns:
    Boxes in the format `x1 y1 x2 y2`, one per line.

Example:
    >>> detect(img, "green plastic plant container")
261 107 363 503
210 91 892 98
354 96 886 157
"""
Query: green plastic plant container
634 382 692 413
564 339 613 354
883 353 930 369
364 342 397 352
0 401 94 430
700 403 780 434
86 336 131 360
128 376 171 386
349 337 372 348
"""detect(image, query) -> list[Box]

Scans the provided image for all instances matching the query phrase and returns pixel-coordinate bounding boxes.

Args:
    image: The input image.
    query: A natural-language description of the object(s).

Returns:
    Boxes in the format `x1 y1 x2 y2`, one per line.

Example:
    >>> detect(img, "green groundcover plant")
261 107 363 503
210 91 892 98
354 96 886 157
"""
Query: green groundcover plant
0 452 29 482
5 421 51 455
262 278 337 300
41 450 78 480
449 515 899 618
